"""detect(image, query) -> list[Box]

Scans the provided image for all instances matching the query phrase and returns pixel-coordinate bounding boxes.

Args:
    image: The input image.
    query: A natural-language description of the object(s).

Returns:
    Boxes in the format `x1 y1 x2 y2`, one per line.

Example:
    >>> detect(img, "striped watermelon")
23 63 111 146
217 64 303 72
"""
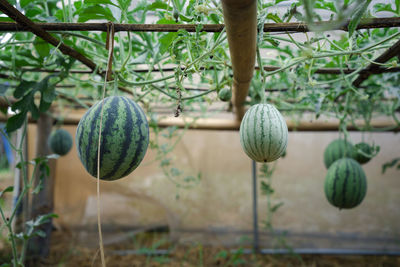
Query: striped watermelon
324 158 367 209
323 139 355 169
239 104 288 162
76 96 149 181
48 129 73 156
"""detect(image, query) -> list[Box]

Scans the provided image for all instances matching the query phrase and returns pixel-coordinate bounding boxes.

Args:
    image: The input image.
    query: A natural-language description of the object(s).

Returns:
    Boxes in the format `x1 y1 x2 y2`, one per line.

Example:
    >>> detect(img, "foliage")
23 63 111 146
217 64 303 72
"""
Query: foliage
0 0 399 262
148 117 202 198
0 123 58 266
0 0 397 133
382 157 400 174
259 163 283 230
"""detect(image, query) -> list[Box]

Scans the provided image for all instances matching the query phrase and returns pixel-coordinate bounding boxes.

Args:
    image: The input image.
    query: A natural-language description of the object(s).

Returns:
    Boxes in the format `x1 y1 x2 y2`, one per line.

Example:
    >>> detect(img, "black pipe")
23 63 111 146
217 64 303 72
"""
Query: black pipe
252 160 259 252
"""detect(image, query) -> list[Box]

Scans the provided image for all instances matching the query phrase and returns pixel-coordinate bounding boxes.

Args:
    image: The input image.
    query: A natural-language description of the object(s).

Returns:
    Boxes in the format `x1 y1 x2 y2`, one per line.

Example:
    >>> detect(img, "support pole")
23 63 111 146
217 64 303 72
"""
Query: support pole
221 0 257 120
26 113 56 264
252 160 259 252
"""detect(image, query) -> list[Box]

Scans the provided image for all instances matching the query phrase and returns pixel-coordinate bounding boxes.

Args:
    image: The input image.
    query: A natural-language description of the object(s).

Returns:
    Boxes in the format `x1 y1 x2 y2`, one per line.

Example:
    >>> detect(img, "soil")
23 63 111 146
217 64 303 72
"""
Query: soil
2 230 398 267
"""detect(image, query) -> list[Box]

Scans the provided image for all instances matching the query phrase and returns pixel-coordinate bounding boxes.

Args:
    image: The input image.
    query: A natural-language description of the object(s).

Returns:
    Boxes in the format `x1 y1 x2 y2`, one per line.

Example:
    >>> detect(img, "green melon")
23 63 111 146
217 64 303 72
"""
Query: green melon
354 142 373 164
324 158 367 209
239 104 288 162
218 88 232 102
75 96 149 181
323 139 355 169
48 129 73 156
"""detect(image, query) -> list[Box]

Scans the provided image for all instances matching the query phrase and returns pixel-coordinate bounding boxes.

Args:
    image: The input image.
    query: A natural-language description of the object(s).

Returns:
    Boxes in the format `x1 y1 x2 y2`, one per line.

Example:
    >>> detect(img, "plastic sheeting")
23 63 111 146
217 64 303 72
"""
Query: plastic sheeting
27 124 400 252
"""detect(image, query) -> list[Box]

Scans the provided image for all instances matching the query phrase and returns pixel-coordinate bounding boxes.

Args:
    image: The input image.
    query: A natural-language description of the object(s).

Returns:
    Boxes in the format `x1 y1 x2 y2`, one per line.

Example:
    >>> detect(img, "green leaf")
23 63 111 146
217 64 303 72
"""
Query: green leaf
170 167 182 176
6 112 27 133
261 181 274 194
117 0 132 10
30 102 40 120
20 0 31 8
147 0 171 11
33 37 50 58
78 5 116 22
159 32 178 54
397 0 400 14
266 13 282 23
14 80 36 98
39 95 52 112
374 3 395 14
25 6 44 19
12 91 32 111
15 232 29 241
348 0 372 37
382 158 400 174
271 202 284 212
156 18 177 24
12 91 40 120
84 0 117 7
315 2 336 13
265 37 280 47
32 179 43 194
35 213 58 226
54 9 64 21
0 186 14 198
35 229 46 238
37 78 56 103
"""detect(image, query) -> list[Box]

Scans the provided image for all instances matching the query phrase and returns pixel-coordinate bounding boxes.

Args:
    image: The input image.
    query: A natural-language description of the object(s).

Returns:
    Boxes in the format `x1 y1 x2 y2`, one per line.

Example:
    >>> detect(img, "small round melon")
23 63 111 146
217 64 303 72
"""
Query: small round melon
323 139 355 169
48 129 73 156
218 88 232 102
324 158 367 209
239 104 288 162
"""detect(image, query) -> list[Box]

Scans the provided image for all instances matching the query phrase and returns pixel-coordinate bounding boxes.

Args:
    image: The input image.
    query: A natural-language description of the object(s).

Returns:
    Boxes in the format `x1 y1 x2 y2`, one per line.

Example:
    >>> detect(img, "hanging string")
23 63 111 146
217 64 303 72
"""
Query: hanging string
95 21 115 267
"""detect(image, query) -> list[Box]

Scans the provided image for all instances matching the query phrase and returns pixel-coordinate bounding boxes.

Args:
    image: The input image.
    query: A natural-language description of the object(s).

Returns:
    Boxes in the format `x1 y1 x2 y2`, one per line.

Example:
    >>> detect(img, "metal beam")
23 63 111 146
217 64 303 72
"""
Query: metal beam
353 39 400 87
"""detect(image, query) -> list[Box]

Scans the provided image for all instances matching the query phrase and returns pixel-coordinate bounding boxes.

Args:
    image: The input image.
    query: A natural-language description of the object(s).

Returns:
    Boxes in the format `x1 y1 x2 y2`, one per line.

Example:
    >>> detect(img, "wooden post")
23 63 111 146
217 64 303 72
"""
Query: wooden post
221 0 257 120
26 113 56 263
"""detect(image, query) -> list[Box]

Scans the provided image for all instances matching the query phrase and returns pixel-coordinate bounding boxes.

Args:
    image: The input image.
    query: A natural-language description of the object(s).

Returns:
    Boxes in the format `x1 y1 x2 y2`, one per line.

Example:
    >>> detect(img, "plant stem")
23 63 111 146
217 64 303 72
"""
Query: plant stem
0 207 18 267
119 73 175 86
256 46 267 104
150 84 216 100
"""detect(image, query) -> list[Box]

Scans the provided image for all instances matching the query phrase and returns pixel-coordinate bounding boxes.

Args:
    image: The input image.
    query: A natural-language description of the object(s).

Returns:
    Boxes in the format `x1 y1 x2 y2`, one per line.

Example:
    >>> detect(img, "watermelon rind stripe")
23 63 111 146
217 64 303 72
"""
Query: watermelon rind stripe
268 106 274 161
121 98 148 178
341 159 350 207
244 107 257 160
260 105 265 161
98 97 126 180
86 99 105 176
252 105 260 160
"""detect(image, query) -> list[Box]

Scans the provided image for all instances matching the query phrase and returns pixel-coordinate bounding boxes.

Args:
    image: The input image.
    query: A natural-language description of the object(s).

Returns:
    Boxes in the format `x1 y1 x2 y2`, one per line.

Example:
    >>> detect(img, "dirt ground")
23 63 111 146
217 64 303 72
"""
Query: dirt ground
2 230 398 267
